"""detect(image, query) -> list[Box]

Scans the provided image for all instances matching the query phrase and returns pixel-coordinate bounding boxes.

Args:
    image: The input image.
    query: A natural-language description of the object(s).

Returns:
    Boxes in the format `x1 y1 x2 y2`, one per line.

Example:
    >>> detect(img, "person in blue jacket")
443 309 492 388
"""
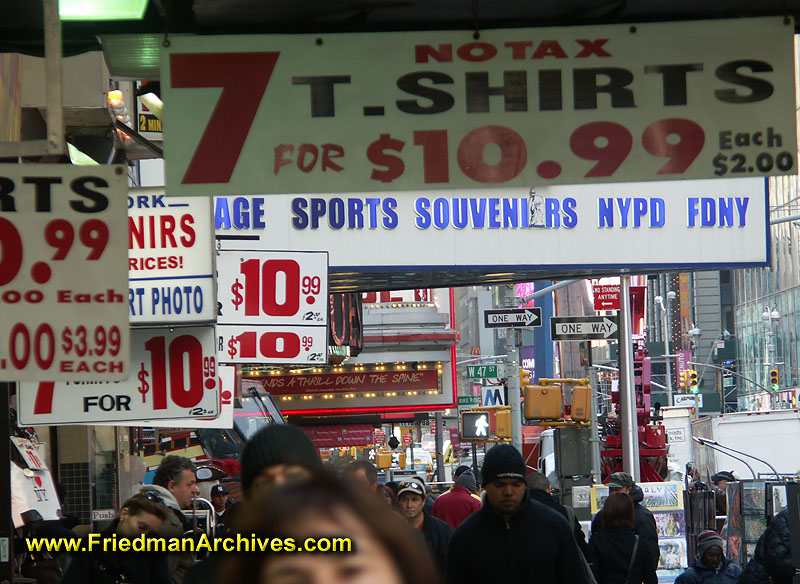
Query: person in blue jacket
675 530 742 584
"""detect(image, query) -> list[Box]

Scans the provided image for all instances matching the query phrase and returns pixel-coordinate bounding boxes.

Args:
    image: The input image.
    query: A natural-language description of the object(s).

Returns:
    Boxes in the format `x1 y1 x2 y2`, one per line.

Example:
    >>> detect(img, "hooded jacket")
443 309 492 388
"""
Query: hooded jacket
445 495 588 584
675 555 742 584
61 518 171 584
140 484 195 584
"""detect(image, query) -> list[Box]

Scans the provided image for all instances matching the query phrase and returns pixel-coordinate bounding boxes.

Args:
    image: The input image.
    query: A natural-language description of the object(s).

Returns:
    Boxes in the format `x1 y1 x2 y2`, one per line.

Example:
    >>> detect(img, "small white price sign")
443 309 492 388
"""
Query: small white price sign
17 326 219 425
0 164 129 381
217 250 328 365
217 324 327 365
217 250 328 326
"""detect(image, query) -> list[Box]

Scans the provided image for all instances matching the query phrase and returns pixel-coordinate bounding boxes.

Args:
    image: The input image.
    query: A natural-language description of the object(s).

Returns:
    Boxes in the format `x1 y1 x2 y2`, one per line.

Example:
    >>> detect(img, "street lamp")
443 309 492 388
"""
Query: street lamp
761 306 780 369
761 307 780 409
654 291 676 405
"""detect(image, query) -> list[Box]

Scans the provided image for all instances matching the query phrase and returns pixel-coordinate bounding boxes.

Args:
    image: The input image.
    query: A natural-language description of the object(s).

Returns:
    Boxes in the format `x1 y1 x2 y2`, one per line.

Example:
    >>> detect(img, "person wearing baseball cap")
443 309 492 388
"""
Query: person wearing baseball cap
397 477 451 576
209 484 229 519
445 444 589 584
676 529 741 583
591 472 659 565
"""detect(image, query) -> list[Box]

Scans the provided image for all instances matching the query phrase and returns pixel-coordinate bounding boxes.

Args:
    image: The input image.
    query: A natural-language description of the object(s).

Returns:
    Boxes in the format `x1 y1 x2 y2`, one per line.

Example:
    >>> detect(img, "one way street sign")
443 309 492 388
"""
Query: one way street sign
550 315 619 340
484 308 542 329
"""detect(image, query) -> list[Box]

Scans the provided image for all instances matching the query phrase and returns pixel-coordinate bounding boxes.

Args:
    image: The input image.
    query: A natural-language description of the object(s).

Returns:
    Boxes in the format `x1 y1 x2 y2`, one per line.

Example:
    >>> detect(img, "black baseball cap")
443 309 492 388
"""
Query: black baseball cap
210 484 229 496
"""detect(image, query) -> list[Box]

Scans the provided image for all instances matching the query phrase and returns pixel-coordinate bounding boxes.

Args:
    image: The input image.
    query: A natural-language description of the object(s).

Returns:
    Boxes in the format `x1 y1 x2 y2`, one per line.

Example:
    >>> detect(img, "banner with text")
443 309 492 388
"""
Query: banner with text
213 178 768 275
128 189 215 324
18 326 219 425
163 18 796 196
0 164 129 381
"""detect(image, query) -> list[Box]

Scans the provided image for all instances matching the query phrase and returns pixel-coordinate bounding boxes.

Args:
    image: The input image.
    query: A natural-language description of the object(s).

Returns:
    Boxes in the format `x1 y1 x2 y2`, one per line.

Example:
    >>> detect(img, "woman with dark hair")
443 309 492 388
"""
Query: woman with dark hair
61 492 171 584
588 492 658 584
219 473 438 584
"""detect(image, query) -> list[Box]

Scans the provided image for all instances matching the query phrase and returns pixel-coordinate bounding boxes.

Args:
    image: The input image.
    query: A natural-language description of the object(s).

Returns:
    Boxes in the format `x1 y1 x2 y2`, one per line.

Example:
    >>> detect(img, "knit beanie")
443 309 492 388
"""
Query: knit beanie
240 425 322 495
455 469 477 493
480 444 526 487
696 530 724 557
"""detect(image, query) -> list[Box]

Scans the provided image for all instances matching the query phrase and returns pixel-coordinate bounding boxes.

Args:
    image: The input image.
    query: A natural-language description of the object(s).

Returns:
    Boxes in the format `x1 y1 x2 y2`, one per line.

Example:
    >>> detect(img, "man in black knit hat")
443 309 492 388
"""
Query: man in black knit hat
185 425 322 584
445 444 588 584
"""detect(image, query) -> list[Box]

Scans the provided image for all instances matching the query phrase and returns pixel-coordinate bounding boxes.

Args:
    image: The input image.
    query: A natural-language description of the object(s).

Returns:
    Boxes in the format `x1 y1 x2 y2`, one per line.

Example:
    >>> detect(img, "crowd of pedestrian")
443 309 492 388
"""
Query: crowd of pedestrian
52 428 796 584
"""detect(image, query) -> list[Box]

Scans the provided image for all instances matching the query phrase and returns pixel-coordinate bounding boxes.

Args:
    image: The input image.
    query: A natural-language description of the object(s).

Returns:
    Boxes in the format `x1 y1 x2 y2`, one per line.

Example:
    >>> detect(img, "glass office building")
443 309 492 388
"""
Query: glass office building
734 175 800 411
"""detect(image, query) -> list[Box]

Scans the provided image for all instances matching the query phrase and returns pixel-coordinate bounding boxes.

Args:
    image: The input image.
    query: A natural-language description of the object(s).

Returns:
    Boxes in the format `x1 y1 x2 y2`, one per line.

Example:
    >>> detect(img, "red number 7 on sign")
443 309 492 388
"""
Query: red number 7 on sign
170 52 280 184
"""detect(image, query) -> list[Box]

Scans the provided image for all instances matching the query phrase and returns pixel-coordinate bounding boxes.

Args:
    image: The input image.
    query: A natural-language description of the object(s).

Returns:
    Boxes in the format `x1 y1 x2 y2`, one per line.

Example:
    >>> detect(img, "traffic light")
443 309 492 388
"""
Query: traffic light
375 452 392 469
687 369 699 394
460 411 490 440
495 408 511 438
519 367 532 388
679 370 687 389
770 368 780 391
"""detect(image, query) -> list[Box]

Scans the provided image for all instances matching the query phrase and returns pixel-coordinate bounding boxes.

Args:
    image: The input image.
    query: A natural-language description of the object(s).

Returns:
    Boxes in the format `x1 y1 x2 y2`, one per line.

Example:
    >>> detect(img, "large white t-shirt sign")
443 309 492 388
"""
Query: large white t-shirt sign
0 164 129 381
162 17 796 196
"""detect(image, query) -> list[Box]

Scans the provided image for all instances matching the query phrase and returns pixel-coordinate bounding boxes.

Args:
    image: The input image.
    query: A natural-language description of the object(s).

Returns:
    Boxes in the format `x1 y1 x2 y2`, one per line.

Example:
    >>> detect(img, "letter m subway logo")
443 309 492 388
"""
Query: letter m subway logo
170 52 280 184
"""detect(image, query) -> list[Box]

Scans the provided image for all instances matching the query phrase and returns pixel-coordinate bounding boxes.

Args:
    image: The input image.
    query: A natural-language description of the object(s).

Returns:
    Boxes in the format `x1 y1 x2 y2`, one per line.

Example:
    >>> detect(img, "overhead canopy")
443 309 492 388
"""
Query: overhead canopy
5 0 800 68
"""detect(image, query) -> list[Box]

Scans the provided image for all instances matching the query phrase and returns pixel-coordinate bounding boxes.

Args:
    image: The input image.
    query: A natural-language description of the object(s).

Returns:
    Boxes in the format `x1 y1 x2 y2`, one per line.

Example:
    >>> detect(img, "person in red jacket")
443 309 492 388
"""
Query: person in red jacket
431 469 482 530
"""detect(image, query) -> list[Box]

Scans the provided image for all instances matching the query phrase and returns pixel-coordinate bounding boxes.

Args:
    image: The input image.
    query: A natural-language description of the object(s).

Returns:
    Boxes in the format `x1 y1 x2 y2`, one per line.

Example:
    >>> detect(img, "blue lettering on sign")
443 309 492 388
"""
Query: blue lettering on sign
413 197 531 229
597 197 665 228
128 195 166 209
128 286 204 316
687 197 748 227
291 197 398 229
214 197 266 229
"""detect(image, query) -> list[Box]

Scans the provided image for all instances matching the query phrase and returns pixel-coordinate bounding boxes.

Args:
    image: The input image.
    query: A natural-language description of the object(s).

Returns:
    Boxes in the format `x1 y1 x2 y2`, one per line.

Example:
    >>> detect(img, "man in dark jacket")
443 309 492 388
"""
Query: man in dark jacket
740 509 793 584
676 530 741 584
526 470 592 562
591 472 659 562
398 477 451 574
446 444 588 584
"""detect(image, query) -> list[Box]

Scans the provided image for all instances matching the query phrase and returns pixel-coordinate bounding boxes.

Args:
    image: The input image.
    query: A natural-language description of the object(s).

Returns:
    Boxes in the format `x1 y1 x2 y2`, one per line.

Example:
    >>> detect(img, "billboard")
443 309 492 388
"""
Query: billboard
163 18 795 196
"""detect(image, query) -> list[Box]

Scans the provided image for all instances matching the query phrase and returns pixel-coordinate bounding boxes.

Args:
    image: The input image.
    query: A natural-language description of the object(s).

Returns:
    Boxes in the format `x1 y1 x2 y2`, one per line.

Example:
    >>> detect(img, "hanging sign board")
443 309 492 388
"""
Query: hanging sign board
0 164 129 381
128 189 215 324
213 178 769 290
17 326 219 425
217 250 329 365
163 17 796 196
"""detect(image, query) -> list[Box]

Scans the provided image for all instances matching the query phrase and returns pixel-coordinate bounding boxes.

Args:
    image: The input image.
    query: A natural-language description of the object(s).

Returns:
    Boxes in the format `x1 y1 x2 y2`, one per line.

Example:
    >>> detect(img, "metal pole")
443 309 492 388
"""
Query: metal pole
44 0 64 154
504 290 523 453
1 383 14 584
664 299 673 406
585 342 601 484
619 276 640 481
506 329 522 452
434 411 444 482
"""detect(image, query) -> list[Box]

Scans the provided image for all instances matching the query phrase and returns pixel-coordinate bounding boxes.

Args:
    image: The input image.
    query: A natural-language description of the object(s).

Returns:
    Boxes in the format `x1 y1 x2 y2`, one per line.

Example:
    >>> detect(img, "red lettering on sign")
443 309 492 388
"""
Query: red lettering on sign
171 52 280 184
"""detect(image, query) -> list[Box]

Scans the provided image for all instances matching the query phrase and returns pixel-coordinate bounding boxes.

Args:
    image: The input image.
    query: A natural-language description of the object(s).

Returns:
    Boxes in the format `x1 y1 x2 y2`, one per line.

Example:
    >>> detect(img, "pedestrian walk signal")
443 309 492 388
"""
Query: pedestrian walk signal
687 369 699 394
770 368 780 391
460 411 490 440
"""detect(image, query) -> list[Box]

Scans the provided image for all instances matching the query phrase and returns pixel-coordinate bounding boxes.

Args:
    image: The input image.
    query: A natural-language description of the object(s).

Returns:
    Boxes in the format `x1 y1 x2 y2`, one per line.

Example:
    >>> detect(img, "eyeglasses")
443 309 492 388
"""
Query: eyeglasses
399 481 423 491
142 490 166 505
